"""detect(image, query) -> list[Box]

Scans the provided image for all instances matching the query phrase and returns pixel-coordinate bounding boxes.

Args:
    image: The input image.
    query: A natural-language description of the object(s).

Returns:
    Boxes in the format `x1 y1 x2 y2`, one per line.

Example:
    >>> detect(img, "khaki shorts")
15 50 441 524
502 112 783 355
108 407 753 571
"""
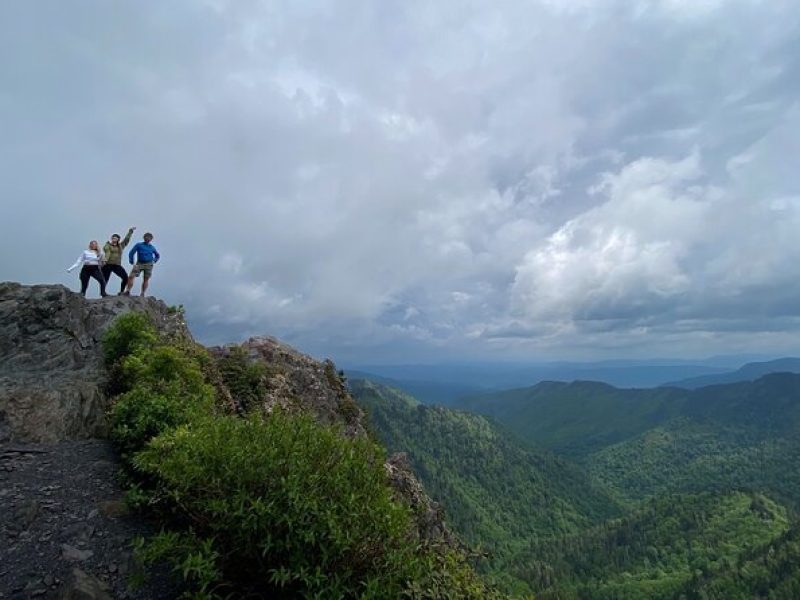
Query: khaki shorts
131 262 155 278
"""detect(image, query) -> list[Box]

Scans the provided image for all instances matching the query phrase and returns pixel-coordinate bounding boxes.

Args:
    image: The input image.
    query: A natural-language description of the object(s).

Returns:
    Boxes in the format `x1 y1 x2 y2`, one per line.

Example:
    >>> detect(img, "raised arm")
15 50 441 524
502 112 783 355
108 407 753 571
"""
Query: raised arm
120 227 134 249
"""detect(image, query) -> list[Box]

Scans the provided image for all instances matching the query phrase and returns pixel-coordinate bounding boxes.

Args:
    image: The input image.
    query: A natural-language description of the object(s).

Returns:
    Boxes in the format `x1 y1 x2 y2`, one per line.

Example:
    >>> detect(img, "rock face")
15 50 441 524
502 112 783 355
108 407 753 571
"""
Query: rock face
0 282 188 443
385 452 459 549
210 336 367 438
0 282 455 553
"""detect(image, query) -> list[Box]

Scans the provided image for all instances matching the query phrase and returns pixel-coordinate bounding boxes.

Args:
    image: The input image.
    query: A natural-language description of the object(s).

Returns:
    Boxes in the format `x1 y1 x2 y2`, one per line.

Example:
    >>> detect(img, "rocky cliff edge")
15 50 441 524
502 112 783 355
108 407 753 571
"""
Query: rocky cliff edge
0 282 456 553
0 282 189 443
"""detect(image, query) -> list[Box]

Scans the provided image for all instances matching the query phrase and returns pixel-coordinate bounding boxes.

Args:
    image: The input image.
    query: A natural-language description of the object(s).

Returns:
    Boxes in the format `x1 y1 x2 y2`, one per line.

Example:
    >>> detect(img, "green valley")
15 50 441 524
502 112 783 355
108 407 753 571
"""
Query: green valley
352 374 800 598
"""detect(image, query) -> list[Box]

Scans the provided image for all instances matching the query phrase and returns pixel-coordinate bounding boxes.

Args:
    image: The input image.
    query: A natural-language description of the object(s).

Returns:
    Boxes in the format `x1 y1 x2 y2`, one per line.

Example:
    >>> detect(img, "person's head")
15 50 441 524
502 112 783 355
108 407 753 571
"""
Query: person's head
110 234 121 245
88 240 99 251
143 232 153 243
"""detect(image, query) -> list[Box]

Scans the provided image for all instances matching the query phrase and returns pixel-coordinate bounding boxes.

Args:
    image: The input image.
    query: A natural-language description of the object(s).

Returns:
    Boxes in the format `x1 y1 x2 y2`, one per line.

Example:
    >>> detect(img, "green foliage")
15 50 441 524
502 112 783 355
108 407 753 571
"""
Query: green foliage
133 412 498 598
688 522 800 599
351 380 621 594
104 314 502 598
458 374 800 510
588 420 800 507
517 491 790 599
458 381 688 458
134 532 222 600
110 346 216 459
354 377 800 598
102 312 159 366
216 346 271 412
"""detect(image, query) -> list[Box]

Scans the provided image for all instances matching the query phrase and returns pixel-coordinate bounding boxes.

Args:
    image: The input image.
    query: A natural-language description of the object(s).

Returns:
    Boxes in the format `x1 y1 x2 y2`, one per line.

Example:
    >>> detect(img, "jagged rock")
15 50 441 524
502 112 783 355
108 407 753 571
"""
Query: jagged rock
59 568 111 600
0 282 189 443
385 452 458 549
210 336 368 437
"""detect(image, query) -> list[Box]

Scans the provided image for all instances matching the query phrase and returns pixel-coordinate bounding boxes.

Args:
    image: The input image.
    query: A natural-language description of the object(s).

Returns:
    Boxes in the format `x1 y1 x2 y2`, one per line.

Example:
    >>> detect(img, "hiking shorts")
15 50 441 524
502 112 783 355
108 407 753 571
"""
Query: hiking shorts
131 262 155 278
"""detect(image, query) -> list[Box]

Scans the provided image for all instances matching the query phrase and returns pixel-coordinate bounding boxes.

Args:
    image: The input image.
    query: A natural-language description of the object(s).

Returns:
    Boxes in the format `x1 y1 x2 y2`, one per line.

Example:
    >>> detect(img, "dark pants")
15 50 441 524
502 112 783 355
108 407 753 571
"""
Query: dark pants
79 265 107 296
102 263 129 294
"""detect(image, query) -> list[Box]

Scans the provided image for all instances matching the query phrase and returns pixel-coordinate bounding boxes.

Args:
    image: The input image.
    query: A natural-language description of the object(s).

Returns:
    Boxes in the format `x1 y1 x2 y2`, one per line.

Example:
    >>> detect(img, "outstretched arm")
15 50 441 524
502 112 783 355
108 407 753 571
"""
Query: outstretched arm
67 253 83 272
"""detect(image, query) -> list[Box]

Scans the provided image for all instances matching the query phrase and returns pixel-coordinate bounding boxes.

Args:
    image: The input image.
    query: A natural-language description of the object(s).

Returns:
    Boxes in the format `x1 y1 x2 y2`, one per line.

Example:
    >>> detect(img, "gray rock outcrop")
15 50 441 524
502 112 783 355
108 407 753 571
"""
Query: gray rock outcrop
0 282 455 554
0 282 188 443
210 336 367 437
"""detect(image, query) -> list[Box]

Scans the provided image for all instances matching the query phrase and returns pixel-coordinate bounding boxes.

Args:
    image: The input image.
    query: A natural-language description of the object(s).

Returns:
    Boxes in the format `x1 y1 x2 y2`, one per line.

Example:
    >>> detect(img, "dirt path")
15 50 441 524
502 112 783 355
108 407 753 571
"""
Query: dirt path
0 440 182 599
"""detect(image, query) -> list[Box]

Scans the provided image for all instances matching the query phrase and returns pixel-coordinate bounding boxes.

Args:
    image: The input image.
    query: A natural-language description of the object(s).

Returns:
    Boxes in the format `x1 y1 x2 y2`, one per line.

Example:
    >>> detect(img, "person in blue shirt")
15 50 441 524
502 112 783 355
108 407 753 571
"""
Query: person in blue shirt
123 232 160 297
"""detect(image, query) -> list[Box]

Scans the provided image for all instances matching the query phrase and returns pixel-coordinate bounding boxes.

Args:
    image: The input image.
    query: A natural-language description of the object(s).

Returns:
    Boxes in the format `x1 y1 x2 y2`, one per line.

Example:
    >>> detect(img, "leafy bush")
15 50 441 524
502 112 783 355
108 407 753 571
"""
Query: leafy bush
134 412 424 597
105 322 216 460
104 313 504 598
103 312 159 365
216 346 271 412
111 382 214 460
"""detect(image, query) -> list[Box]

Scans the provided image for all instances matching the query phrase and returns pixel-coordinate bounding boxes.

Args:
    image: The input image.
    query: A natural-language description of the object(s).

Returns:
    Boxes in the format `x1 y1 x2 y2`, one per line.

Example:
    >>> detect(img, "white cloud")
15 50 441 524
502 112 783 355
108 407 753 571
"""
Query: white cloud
1 0 800 361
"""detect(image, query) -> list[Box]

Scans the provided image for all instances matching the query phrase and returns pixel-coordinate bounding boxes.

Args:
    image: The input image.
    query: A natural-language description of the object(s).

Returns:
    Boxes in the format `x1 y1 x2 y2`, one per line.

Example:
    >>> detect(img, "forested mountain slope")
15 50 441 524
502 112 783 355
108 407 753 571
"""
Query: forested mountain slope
353 376 800 598
458 374 800 506
350 379 622 592
458 381 687 457
513 491 791 599
689 520 800 599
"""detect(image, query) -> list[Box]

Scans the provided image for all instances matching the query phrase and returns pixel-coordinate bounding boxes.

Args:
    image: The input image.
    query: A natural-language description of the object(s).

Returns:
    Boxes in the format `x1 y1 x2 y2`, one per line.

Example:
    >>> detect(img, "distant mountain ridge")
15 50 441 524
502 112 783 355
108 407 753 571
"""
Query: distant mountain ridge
664 357 800 388
456 372 800 508
347 360 734 395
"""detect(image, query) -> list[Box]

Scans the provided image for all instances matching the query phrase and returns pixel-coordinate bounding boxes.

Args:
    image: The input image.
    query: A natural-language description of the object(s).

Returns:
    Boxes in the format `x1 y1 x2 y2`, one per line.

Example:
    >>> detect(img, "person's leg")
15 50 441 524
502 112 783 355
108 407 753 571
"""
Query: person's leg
124 274 134 294
141 273 150 296
79 267 91 296
110 264 128 294
90 266 108 297
125 265 139 295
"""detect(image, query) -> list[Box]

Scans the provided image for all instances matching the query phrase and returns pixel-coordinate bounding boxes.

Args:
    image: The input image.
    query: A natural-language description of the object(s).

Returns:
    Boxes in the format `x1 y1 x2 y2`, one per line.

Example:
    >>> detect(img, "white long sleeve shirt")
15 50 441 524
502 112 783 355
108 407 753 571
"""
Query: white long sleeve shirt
67 250 104 272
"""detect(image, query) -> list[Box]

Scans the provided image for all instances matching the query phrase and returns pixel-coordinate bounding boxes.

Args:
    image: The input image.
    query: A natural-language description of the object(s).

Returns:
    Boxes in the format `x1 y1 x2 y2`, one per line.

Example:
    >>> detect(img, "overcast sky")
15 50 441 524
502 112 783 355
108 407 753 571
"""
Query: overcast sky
2 0 800 363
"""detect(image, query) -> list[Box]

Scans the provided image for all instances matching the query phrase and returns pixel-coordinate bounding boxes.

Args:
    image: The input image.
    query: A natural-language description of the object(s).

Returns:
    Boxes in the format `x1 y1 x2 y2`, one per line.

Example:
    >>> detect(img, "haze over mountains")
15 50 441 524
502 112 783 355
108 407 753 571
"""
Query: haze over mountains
664 357 800 389
347 355 798 405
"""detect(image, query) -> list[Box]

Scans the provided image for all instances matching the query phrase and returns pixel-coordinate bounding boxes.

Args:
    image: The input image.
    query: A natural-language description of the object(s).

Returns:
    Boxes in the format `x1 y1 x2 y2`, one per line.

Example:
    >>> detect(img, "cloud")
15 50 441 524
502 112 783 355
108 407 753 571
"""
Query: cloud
1 0 800 362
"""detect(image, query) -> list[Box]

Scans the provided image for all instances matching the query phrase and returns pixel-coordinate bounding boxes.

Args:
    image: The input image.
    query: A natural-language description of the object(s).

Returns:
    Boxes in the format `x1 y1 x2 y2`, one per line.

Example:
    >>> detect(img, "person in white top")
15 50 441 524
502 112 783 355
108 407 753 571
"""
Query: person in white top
67 240 108 297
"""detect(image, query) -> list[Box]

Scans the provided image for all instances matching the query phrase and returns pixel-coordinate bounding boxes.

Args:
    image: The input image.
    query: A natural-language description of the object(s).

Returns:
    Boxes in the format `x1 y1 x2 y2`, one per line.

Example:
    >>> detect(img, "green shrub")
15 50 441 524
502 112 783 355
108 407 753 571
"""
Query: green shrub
103 312 159 365
111 383 214 460
103 313 503 598
216 346 271 412
120 346 210 395
134 411 427 597
110 347 215 460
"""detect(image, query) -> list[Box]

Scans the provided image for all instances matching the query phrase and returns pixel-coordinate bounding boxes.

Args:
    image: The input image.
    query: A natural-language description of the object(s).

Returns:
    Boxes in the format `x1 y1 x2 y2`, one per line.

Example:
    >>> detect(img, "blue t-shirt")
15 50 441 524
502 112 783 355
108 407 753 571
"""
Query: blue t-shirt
129 242 160 265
